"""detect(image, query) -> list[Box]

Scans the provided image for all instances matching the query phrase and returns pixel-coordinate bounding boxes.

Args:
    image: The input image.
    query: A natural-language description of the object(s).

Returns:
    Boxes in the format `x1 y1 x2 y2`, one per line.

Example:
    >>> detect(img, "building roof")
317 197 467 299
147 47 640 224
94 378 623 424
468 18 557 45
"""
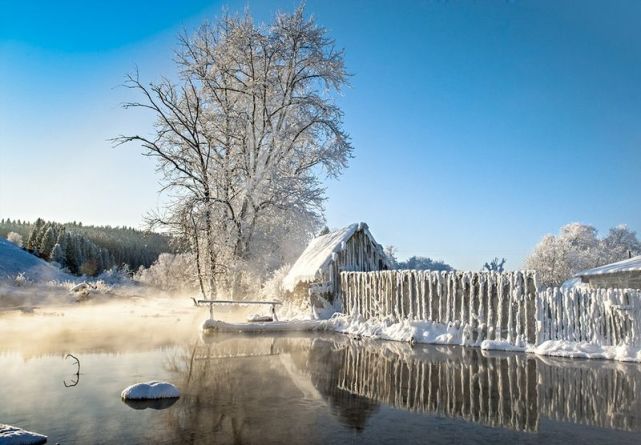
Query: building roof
282 222 384 292
575 255 641 277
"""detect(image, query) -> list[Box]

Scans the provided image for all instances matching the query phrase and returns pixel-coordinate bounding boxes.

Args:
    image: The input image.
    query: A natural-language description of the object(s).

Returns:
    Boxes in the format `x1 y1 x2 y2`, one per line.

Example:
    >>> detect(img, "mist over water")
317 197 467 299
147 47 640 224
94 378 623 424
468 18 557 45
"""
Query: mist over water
1 296 641 444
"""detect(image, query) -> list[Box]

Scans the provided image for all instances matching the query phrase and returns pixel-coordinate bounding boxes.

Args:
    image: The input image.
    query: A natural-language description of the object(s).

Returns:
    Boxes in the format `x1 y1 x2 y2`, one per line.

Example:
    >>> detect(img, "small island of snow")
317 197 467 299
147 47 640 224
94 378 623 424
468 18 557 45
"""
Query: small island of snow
0 424 47 445
120 381 180 400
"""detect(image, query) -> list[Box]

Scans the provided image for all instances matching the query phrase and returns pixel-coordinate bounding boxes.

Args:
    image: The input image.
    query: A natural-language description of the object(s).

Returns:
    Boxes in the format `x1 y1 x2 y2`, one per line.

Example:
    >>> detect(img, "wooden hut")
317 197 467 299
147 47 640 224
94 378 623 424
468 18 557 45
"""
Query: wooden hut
576 255 641 289
283 223 390 306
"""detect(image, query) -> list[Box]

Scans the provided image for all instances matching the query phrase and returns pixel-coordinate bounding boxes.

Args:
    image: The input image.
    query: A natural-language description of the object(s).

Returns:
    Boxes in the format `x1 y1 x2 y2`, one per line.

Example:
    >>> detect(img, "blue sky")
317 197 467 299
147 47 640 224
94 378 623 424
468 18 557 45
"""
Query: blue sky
1 1 640 270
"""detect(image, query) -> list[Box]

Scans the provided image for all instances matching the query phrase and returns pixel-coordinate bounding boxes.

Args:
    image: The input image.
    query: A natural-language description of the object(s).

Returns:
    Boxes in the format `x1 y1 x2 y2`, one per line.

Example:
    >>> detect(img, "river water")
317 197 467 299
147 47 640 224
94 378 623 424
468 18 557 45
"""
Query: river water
1 300 641 444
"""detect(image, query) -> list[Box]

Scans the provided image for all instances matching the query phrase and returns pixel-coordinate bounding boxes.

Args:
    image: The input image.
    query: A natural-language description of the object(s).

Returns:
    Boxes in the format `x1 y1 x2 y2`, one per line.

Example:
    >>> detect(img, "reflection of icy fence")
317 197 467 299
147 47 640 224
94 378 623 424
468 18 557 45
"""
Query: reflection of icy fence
336 341 641 432
538 359 641 432
538 288 641 345
340 271 538 345
338 345 538 431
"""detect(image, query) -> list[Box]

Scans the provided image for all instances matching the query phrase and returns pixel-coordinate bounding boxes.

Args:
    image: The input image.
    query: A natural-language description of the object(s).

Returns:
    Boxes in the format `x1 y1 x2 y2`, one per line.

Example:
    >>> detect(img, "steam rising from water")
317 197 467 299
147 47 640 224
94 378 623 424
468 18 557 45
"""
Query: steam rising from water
0 295 260 357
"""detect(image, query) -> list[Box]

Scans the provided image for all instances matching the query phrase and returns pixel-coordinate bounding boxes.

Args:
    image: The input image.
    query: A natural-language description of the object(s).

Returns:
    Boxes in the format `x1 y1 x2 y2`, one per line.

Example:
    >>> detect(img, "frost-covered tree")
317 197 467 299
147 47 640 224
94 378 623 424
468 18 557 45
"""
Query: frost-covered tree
601 224 641 264
115 6 350 298
526 222 641 287
396 256 453 271
384 245 399 268
50 243 65 266
39 226 57 260
135 253 199 292
483 257 506 272
26 218 45 251
7 231 23 248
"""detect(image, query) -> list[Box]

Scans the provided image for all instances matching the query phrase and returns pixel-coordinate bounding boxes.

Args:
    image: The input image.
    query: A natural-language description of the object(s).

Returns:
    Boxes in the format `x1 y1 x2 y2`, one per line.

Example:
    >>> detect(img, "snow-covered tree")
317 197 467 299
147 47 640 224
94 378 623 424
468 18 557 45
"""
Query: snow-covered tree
39 226 57 260
115 6 351 298
384 245 399 268
135 253 199 292
7 231 23 248
601 224 641 264
50 243 65 266
396 256 453 271
526 222 641 287
26 218 45 251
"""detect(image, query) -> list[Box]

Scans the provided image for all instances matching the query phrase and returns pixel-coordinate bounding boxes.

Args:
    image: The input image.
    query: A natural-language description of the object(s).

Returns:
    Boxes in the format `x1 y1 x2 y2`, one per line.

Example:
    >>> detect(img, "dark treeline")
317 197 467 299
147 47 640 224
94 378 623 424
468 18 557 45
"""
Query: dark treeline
0 218 174 276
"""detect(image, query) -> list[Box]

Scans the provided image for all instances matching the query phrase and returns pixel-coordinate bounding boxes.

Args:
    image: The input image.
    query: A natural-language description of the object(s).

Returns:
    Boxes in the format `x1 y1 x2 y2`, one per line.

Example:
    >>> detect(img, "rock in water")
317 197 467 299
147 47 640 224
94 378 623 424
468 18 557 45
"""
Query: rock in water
120 381 180 400
0 424 47 445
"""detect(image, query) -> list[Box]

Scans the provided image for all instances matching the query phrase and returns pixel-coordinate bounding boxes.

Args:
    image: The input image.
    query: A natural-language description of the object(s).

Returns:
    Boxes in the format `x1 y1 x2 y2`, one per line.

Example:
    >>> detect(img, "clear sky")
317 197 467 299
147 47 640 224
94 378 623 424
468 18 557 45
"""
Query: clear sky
1 0 640 270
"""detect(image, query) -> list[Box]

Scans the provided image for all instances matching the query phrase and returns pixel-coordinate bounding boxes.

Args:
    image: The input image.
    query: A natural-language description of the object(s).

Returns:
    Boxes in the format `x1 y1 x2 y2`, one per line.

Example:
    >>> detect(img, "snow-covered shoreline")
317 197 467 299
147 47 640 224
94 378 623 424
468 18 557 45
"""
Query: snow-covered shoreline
324 314 641 362
199 311 641 363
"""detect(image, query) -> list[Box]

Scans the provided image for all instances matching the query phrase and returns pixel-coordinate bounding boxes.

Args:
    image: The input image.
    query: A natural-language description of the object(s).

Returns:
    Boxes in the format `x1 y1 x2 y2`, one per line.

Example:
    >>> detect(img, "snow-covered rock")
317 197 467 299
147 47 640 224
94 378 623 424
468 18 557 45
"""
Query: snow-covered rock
0 424 47 445
121 381 180 400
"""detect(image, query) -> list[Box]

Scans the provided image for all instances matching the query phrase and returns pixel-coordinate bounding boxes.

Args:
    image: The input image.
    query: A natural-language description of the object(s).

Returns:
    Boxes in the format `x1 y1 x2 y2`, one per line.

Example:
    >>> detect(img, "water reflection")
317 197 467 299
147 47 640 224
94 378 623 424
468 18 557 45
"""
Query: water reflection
168 334 641 438
123 398 179 410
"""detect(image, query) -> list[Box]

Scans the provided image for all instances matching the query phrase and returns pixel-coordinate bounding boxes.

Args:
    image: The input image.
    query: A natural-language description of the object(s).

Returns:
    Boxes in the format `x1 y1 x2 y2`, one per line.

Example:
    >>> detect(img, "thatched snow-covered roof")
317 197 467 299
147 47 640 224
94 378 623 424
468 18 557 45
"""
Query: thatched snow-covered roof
283 222 383 292
576 255 641 277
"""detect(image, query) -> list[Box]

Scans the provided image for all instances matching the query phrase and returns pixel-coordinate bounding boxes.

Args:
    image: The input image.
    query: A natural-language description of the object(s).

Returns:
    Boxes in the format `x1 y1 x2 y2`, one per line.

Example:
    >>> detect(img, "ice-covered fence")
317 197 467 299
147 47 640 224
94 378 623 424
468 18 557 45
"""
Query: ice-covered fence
339 270 538 345
537 288 641 346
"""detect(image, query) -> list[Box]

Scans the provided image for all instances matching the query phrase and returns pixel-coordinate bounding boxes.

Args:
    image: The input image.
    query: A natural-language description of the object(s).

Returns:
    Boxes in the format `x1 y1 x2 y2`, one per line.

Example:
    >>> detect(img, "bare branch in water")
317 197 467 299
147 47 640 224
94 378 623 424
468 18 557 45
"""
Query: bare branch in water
64 353 81 387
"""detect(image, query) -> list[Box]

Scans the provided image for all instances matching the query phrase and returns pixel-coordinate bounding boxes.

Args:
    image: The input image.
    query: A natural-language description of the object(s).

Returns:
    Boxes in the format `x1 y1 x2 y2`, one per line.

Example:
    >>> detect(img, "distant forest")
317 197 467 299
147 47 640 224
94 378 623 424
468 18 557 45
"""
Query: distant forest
0 218 174 276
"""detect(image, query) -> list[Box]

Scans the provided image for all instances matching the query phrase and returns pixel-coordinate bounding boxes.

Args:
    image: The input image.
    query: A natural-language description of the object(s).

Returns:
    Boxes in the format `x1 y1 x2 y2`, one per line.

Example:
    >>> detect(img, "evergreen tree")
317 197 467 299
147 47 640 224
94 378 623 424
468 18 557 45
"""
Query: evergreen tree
50 243 66 267
27 218 45 251
39 226 57 260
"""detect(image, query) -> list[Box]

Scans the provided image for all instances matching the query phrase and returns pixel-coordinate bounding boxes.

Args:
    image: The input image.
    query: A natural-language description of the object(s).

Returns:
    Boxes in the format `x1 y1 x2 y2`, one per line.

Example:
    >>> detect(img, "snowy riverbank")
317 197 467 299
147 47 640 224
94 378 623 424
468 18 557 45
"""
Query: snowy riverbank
317 313 641 363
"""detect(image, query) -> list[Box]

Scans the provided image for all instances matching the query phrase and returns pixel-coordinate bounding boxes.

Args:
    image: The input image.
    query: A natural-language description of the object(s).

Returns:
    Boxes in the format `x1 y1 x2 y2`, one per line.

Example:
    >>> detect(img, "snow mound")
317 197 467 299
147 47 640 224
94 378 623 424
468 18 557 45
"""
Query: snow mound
121 381 180 400
0 424 47 445
322 314 466 345
0 237 73 283
529 340 641 362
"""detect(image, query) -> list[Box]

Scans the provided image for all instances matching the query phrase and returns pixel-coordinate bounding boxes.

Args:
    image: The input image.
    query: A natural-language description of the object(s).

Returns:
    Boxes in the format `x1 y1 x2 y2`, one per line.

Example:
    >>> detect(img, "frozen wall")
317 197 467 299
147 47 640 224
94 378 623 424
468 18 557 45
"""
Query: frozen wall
340 270 538 346
538 287 641 346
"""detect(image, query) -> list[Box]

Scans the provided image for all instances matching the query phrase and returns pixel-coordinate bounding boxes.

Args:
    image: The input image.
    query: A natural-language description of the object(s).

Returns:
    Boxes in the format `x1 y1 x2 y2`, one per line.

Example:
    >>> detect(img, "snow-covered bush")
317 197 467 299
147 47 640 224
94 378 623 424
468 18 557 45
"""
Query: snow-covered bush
135 253 198 292
6 232 23 248
13 272 30 287
95 266 132 286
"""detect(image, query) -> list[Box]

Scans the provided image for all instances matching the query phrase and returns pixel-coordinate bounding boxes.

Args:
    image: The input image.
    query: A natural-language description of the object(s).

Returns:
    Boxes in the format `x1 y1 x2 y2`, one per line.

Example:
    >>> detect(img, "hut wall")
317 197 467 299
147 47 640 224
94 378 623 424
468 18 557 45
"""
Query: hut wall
586 272 641 290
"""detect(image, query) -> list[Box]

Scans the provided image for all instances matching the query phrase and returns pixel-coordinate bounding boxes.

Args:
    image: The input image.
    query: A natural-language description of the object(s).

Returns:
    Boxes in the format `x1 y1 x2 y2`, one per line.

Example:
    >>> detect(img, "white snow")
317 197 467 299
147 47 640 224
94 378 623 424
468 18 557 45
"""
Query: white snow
0 424 47 445
576 255 641 277
121 381 180 400
282 222 385 292
321 314 465 345
560 277 590 290
0 237 73 283
529 340 641 362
